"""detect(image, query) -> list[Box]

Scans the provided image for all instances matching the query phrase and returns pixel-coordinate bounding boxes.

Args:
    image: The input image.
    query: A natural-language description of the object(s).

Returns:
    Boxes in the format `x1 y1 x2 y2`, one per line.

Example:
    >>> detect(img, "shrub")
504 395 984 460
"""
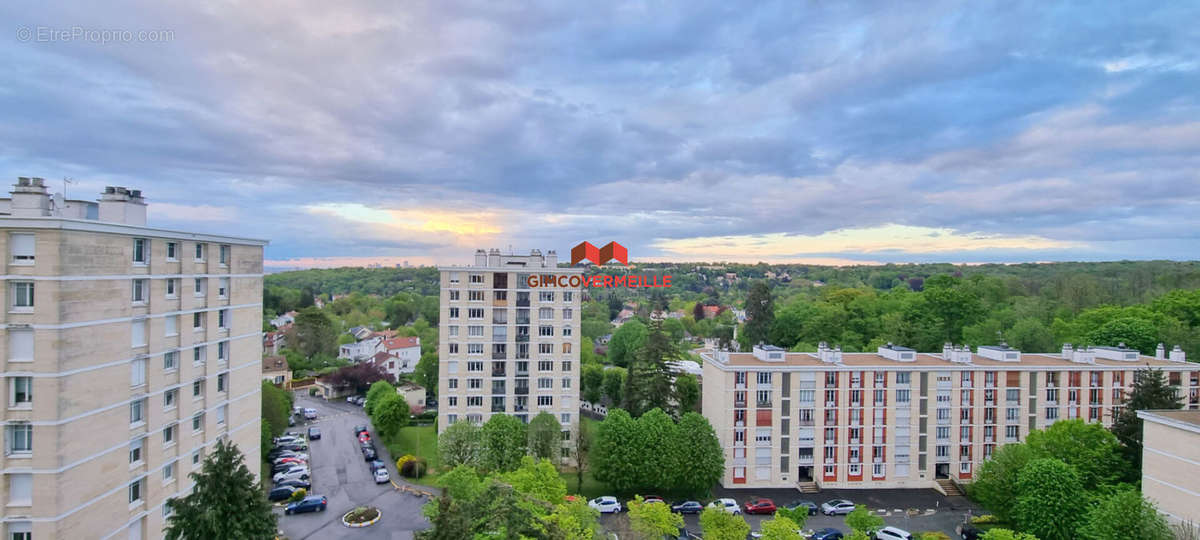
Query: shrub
401 457 427 478
972 515 1000 524
308 388 319 396
920 532 951 540
396 454 418 470
288 488 307 502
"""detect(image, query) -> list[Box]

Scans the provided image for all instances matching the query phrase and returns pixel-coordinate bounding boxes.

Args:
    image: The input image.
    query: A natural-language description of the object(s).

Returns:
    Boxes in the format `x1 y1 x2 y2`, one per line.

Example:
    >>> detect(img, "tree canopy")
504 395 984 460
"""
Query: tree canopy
164 440 276 540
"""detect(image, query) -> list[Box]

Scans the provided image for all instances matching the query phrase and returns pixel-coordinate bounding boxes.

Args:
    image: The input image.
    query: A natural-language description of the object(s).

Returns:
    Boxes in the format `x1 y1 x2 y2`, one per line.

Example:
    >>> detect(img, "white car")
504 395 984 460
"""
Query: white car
875 526 914 540
706 498 742 514
588 496 622 514
273 467 310 483
821 499 856 515
374 468 390 484
303 408 318 419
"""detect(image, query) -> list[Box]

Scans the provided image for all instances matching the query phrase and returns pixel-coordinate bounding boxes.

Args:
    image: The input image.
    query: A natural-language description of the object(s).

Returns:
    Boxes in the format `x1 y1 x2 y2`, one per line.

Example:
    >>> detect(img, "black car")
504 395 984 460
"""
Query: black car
363 447 377 461
785 500 819 515
268 485 299 502
957 524 982 540
670 501 703 514
275 478 311 490
368 459 387 473
353 425 368 435
308 427 321 440
360 440 376 452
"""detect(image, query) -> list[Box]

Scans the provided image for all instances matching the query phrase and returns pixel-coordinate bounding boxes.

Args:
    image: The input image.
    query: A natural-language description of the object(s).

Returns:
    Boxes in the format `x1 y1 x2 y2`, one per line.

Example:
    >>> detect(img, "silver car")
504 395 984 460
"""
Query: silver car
820 499 856 515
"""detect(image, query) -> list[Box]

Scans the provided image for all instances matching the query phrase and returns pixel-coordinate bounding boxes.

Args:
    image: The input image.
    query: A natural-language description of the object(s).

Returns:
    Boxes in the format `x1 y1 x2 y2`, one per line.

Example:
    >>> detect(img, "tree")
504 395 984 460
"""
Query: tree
326 362 394 393
482 414 528 472
414 352 439 397
671 413 724 497
699 507 750 540
1006 318 1056 353
1111 368 1181 471
1151 289 1200 328
164 440 276 540
418 496 473 540
633 409 678 492
1013 459 1086 540
1087 317 1159 354
662 318 686 341
573 421 591 495
1079 488 1172 540
922 275 985 343
260 380 292 437
364 379 395 415
541 499 602 540
438 420 483 468
293 306 336 357
675 373 700 413
371 393 410 438
1024 419 1128 490
693 302 706 321
602 367 626 406
502 456 568 505
774 507 808 530
758 516 804 540
971 443 1036 523
582 364 605 404
624 320 679 417
980 529 1040 540
608 320 649 367
528 412 563 461
744 281 775 345
628 495 684 539
592 409 641 493
845 504 884 535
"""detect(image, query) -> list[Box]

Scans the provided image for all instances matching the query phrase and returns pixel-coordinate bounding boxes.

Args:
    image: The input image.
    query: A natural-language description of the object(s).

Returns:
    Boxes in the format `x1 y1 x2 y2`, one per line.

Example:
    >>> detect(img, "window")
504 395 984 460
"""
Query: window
469 274 484 284
133 238 147 264
449 290 460 301
194 278 205 297
163 424 176 446
131 358 147 387
166 278 178 298
447 397 458 407
468 378 482 389
561 413 571 424
538 360 553 371
218 341 228 363
8 522 31 540
467 344 484 355
448 326 459 337
129 478 144 504
192 413 204 432
218 278 229 298
539 325 554 337
167 241 178 260
467 396 483 407
449 272 460 284
130 399 145 425
166 315 178 336
9 377 32 408
192 450 203 466
449 307 460 319
193 312 203 330
217 373 228 393
9 234 34 264
217 404 227 425
219 309 229 329
468 308 484 319
129 437 144 464
539 307 553 319
1005 425 1019 440
539 291 554 302
448 343 459 354
193 379 204 397
7 473 31 506
1045 407 1059 420
194 243 205 261
447 378 459 389
164 461 176 482
562 308 573 320
561 360 572 371
164 389 177 409
537 396 554 406
131 319 147 348
469 290 485 301
10 282 34 310
538 377 553 389
468 325 484 337
6 424 32 455
896 372 911 384
219 245 230 265
896 389 911 403
562 326 572 336
7 329 33 362
539 343 553 354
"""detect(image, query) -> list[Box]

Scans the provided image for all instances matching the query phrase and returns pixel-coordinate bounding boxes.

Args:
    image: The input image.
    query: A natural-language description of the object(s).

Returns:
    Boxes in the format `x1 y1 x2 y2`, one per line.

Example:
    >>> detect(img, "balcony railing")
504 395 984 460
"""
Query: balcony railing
516 370 529 376
516 299 530 307
516 317 530 324
515 335 529 342
492 352 507 359
492 405 506 413
797 455 814 465
492 369 506 377
734 400 747 408
515 387 529 395
756 401 771 408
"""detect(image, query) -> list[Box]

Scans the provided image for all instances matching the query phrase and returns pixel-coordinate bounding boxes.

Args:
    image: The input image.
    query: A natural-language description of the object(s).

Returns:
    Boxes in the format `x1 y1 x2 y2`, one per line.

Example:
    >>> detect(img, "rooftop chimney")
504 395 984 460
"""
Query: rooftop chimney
1061 343 1073 359
545 250 558 268
10 177 51 217
1156 343 1166 361
1169 345 1186 363
529 248 543 266
98 186 147 226
474 249 487 266
487 248 500 267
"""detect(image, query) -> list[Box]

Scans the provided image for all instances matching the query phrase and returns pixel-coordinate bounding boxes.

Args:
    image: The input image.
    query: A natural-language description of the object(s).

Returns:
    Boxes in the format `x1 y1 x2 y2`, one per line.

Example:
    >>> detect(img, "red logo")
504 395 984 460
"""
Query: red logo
570 241 628 266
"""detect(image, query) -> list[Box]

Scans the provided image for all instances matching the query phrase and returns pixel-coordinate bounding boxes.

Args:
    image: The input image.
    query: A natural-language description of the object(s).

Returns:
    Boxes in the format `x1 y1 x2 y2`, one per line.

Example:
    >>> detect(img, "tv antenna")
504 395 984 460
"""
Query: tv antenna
62 177 75 199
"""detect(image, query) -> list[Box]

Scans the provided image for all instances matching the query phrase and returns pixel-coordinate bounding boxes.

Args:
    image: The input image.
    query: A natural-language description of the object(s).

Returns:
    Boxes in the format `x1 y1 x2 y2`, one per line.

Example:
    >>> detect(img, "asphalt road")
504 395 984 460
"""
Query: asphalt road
274 394 432 540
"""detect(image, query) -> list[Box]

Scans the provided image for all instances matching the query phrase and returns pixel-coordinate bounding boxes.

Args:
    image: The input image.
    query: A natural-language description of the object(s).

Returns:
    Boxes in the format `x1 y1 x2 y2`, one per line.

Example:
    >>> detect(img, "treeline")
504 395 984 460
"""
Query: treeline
266 266 440 297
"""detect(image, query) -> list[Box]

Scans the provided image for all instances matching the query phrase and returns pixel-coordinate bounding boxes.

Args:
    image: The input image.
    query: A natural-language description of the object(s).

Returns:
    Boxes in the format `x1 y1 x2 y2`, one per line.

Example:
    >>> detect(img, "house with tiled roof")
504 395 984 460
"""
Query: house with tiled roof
262 356 291 387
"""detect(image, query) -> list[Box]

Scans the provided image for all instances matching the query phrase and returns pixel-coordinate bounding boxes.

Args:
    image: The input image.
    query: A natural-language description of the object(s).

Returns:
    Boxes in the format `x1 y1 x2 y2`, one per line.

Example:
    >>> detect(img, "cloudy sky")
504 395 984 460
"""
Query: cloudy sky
3 2 1198 268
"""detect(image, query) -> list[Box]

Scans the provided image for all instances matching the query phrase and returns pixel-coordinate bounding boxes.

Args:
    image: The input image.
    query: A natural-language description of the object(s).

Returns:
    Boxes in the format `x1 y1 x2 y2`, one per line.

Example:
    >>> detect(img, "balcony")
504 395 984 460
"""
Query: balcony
756 401 772 408
492 352 507 360
493 298 508 307
797 419 815 427
516 369 529 377
734 400 747 408
515 387 529 395
491 405 506 413
516 317 530 325
516 299 530 307
797 455 815 465
492 369 506 377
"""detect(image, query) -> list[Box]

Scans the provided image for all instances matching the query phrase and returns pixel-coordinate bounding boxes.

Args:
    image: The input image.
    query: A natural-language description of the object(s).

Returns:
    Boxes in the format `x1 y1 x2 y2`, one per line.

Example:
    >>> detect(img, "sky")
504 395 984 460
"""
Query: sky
2 2 1199 269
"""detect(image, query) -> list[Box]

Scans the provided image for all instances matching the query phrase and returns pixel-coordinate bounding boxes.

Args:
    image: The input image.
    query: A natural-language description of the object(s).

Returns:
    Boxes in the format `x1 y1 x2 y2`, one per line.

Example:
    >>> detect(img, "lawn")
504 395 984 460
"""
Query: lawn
381 425 442 486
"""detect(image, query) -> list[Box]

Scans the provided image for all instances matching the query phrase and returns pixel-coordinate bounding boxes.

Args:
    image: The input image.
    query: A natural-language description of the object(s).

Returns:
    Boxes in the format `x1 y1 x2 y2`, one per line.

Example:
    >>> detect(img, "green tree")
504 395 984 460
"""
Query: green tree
1111 368 1181 471
371 392 410 438
528 412 563 461
293 306 337 358
164 440 277 540
675 373 700 413
1079 488 1172 540
845 504 884 535
1013 459 1086 540
662 317 686 341
582 364 605 404
774 507 808 530
438 420 483 468
624 320 680 417
1087 317 1159 354
699 507 750 540
1024 419 1128 490
436 464 486 501
260 380 291 437
971 443 1035 523
846 532 871 540
502 456 568 505
923 275 985 343
419 496 473 540
1151 289 1200 328
627 495 684 539
482 413 528 472
608 320 649 367
633 409 678 492
980 529 1040 540
541 498 602 540
743 281 775 345
592 409 641 493
364 379 395 415
580 336 597 365
758 516 804 540
671 412 724 497
602 367 626 406
573 421 591 496
1007 318 1056 353
414 352 439 398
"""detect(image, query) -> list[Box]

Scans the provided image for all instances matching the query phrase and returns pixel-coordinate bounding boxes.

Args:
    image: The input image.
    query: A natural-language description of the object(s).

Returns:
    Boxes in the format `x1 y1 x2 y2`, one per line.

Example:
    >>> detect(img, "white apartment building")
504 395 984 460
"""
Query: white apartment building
0 178 266 539
438 249 581 460
702 341 1199 492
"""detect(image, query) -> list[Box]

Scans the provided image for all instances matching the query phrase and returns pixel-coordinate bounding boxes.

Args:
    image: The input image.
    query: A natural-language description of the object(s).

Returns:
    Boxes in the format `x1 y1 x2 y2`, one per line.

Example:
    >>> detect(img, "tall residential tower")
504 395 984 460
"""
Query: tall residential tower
0 178 266 539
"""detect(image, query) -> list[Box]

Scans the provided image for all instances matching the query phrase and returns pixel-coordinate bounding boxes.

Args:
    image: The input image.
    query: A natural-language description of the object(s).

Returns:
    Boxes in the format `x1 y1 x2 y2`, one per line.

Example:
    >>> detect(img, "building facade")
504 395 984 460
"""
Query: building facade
0 178 266 539
437 249 581 460
702 342 1199 491
1137 409 1200 526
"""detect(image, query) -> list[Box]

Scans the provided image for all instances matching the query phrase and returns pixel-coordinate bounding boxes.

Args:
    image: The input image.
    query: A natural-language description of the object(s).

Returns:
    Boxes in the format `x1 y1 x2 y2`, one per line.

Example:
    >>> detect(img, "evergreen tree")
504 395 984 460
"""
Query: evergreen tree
293 306 336 358
1111 368 1181 471
743 281 774 345
164 440 277 540
623 319 679 417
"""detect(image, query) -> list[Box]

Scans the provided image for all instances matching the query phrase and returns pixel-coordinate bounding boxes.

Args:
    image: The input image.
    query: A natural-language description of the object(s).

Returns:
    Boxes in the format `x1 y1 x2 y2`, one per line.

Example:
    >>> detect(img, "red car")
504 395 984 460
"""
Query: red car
744 498 777 515
276 457 306 465
358 433 371 443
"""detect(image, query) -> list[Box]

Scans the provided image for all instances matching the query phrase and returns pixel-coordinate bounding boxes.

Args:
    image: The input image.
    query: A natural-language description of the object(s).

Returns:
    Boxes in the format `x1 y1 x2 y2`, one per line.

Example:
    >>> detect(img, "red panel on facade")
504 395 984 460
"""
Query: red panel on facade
733 476 746 484
756 409 772 426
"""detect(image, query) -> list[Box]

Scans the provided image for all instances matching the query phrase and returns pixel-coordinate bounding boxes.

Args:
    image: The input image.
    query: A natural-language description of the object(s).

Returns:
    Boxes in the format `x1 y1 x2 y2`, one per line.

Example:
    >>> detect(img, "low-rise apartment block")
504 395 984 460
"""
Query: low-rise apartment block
703 341 1199 491
1137 409 1200 526
0 178 266 539
438 249 581 460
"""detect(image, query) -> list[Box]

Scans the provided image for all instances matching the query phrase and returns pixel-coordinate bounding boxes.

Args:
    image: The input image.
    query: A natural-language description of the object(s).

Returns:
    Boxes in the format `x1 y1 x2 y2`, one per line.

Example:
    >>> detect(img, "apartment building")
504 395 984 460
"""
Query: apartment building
1137 409 1200 526
702 341 1199 491
0 178 266 540
438 249 581 460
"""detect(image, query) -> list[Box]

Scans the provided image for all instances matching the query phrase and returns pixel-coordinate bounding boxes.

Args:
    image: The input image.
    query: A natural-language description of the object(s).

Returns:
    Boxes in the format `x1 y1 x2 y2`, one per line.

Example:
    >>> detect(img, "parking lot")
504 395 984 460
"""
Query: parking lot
273 394 432 540
597 487 979 538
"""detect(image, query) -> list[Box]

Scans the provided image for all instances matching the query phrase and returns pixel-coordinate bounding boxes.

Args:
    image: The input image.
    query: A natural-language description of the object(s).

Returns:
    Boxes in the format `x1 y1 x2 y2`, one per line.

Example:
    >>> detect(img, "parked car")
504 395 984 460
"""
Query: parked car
308 427 321 440
362 447 377 461
346 396 357 404
274 436 301 445
744 498 777 515
706 498 742 514
874 526 914 540
811 528 844 540
358 432 371 443
374 468 391 484
274 456 307 464
642 495 666 504
354 425 368 435
784 500 819 515
287 416 296 427
368 459 386 473
272 461 307 474
956 523 982 540
356 396 367 405
589 496 622 514
273 468 310 483
671 501 703 514
821 499 856 516
303 408 318 419
268 485 300 502
285 495 328 515
274 478 311 490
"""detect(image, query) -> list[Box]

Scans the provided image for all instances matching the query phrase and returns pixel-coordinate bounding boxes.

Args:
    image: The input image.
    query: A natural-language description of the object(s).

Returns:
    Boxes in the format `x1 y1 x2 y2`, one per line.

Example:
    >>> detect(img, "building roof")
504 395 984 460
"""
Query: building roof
263 356 289 373
397 381 424 391
370 351 394 363
383 337 420 350
706 349 1195 371
1138 409 1200 435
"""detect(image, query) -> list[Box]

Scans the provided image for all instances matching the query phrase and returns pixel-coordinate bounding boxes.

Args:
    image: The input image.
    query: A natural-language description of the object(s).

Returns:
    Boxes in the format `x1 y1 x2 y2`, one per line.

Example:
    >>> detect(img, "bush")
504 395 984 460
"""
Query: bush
288 488 307 502
972 515 1000 524
308 388 319 396
401 457 427 478
920 533 951 540
396 454 418 470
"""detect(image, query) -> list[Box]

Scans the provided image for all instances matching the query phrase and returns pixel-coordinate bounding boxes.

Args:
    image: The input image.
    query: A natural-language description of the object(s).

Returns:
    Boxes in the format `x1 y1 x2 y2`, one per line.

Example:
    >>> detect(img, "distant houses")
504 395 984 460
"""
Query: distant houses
270 310 297 328
337 329 422 380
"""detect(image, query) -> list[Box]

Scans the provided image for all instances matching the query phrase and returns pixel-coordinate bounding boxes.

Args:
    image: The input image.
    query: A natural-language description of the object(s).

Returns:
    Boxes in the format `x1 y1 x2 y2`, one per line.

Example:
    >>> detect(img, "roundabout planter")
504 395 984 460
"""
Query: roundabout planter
341 506 382 528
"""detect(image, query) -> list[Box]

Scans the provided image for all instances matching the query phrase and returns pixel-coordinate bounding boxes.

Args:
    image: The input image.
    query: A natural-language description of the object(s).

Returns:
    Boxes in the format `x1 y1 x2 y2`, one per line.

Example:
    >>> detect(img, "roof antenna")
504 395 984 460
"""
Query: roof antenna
63 177 74 199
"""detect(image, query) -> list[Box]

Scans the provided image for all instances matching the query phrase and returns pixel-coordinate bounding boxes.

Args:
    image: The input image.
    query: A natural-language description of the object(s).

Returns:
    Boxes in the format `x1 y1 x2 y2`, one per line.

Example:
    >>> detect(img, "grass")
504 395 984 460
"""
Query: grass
562 417 609 499
381 425 442 486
